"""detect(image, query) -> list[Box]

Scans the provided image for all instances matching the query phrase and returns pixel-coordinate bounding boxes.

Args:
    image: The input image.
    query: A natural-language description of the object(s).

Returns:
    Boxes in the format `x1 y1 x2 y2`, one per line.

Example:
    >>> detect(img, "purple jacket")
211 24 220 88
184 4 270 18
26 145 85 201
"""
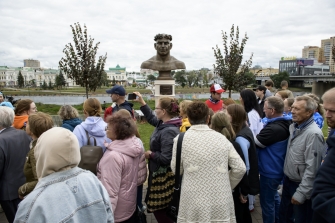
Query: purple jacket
73 116 110 152
97 136 142 222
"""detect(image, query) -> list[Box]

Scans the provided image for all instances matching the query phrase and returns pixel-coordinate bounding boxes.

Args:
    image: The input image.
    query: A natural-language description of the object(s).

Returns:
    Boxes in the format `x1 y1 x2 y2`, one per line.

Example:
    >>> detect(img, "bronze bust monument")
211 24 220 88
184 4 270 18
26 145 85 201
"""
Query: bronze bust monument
141 34 186 80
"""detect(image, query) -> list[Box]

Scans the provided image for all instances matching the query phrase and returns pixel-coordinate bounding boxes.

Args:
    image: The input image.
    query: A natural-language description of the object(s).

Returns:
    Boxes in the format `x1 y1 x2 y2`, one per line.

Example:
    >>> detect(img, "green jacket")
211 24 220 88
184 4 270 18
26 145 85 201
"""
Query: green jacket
18 140 38 197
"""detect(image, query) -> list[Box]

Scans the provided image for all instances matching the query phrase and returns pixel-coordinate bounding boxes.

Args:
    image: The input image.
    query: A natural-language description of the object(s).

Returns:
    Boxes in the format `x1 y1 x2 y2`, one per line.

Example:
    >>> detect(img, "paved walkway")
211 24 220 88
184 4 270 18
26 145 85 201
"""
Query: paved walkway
143 192 263 223
1 193 262 223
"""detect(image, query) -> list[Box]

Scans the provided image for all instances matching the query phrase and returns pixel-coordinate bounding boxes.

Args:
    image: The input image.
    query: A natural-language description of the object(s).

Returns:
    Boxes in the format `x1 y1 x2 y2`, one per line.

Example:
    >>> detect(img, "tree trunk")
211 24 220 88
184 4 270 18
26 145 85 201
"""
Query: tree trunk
229 89 232 98
85 84 89 99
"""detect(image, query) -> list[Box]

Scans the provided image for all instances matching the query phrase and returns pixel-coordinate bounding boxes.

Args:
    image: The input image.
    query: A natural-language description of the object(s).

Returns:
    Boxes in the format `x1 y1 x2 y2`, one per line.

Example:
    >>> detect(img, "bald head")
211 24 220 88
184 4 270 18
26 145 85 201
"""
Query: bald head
322 87 335 104
322 87 335 129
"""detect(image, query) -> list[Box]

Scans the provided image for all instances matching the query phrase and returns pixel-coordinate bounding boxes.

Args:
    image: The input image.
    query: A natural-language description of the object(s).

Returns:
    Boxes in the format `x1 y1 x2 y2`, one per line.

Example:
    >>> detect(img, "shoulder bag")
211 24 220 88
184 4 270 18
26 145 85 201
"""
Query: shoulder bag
78 130 103 175
166 132 185 221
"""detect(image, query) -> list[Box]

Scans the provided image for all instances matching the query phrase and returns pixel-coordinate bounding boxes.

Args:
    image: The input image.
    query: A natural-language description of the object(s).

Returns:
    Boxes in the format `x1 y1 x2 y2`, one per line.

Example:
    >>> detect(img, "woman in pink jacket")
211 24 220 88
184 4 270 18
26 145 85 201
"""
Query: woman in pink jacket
98 111 145 223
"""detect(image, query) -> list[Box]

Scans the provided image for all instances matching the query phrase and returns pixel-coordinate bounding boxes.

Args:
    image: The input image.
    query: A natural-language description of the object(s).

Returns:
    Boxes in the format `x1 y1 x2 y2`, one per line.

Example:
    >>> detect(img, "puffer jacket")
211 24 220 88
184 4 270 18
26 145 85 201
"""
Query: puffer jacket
97 135 142 222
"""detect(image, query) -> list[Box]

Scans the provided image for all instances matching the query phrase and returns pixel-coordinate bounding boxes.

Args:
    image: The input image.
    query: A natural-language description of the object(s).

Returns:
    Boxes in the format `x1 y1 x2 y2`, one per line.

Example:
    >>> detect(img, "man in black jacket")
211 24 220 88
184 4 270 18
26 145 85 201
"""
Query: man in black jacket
0 107 31 223
312 87 335 223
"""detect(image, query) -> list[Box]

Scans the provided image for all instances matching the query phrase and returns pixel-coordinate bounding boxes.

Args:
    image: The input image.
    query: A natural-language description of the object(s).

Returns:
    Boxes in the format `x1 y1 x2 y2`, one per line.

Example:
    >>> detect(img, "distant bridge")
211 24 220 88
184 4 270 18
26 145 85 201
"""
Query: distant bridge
255 74 335 97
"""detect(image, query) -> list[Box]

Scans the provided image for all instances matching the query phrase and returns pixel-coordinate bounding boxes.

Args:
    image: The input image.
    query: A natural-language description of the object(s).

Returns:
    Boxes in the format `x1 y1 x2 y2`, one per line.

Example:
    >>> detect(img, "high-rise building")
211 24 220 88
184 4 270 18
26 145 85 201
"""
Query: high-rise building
24 59 40 68
321 37 335 73
302 46 323 63
321 37 335 66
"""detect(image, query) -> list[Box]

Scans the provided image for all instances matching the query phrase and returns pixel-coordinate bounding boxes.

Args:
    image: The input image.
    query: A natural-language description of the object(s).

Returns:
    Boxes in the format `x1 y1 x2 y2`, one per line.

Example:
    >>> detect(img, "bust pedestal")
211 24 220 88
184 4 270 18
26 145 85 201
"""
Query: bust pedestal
154 79 175 106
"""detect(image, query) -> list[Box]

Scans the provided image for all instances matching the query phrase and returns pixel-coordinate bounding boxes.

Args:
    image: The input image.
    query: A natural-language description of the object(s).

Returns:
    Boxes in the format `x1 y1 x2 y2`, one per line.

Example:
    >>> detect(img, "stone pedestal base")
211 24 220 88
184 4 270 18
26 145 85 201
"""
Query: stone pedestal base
154 80 175 106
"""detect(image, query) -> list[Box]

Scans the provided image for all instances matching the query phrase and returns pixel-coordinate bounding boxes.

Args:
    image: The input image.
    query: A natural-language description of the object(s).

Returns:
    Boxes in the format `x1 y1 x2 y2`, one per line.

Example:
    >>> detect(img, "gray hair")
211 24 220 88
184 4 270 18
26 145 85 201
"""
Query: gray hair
0 107 15 128
265 96 284 114
295 95 317 112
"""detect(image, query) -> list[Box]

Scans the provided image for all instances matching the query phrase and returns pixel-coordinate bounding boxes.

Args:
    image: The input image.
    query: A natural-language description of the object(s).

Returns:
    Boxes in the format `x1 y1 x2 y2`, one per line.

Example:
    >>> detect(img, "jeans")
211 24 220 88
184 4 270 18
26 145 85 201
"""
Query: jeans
259 175 281 223
279 176 313 223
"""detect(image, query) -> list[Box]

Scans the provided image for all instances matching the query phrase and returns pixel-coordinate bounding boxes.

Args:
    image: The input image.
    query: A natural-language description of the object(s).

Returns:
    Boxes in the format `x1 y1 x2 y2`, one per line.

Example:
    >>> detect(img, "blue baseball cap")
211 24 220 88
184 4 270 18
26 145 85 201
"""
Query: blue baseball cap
0 102 14 109
106 85 126 96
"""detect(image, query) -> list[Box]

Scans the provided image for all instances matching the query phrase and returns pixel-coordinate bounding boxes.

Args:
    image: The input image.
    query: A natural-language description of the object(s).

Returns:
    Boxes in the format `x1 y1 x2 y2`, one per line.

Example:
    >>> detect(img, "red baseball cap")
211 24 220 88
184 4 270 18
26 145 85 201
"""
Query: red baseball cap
210 84 225 93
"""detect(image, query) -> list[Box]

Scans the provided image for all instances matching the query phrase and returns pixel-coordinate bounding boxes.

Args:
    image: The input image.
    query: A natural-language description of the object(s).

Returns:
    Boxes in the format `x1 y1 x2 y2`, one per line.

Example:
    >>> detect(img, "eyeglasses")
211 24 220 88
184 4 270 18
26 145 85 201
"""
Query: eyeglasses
155 107 163 110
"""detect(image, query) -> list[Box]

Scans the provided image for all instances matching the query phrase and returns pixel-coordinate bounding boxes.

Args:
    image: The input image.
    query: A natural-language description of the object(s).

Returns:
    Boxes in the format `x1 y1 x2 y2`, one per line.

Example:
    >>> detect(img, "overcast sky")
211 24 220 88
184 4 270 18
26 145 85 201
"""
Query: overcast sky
1 0 334 72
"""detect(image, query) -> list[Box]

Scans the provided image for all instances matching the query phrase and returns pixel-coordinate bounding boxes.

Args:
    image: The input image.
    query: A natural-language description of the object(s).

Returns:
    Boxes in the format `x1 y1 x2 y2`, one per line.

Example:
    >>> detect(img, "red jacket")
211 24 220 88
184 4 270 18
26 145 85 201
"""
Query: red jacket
205 99 224 113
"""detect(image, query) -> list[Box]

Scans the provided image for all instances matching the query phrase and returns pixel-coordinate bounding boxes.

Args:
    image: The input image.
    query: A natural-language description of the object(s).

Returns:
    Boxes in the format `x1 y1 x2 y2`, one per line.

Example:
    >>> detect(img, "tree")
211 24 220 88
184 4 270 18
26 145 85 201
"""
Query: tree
112 76 116 85
186 71 197 87
28 79 36 87
147 74 156 84
58 70 66 88
174 70 187 88
243 71 256 86
270 71 290 88
213 24 253 97
59 22 107 98
42 80 47 90
99 71 108 87
203 74 209 87
48 80 53 89
17 70 24 88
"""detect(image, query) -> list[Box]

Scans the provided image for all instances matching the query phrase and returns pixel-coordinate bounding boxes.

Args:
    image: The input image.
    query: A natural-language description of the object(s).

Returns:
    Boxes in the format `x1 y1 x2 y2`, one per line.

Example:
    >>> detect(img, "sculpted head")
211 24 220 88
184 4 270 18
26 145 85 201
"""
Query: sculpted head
154 33 173 56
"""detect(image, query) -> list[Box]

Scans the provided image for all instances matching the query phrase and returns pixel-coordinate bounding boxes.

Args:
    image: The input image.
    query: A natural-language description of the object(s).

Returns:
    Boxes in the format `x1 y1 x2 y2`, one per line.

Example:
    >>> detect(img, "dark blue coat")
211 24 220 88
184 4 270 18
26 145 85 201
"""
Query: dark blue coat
312 133 335 223
62 118 82 132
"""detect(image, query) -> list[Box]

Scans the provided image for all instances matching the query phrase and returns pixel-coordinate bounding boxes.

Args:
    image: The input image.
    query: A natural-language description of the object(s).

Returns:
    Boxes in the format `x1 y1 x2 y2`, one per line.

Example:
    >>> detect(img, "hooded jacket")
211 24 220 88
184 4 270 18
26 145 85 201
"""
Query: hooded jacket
73 116 110 152
97 135 142 222
62 117 82 132
13 115 29 130
14 127 114 223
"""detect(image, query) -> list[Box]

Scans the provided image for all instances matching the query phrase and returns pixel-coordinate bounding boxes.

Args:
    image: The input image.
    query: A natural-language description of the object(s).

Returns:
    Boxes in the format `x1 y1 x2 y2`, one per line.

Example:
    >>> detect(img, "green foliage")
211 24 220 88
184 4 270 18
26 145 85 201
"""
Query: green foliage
18 71 24 88
147 74 156 84
174 70 187 87
99 71 109 87
112 76 116 85
41 80 47 90
242 71 256 86
213 24 253 97
55 70 67 89
186 71 197 87
59 22 107 99
270 71 290 88
48 80 53 89
203 75 209 87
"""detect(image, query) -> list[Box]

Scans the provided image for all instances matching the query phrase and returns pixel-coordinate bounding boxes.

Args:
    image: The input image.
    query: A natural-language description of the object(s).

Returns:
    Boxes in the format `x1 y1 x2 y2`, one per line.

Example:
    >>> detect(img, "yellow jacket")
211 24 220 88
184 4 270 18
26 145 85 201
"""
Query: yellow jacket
180 118 191 132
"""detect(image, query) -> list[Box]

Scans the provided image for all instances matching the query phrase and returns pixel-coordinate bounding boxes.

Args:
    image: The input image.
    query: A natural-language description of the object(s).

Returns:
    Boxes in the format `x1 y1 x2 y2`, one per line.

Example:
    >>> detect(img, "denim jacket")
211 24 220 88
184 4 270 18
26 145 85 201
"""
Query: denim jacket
14 167 114 223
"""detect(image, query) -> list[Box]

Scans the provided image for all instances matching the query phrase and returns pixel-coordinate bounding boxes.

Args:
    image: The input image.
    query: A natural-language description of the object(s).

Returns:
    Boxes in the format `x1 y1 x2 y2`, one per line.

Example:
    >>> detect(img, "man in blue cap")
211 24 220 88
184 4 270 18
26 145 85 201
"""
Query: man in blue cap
104 85 134 121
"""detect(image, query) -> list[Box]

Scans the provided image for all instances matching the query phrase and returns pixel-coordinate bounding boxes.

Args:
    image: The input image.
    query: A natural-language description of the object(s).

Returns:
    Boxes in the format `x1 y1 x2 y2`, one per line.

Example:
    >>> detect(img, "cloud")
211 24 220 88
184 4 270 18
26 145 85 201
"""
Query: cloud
1 0 335 71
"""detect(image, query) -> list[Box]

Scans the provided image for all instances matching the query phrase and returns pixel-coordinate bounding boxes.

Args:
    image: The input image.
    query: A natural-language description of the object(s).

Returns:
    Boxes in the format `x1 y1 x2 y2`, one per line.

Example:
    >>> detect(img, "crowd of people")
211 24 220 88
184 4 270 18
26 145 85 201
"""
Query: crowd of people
0 82 335 223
